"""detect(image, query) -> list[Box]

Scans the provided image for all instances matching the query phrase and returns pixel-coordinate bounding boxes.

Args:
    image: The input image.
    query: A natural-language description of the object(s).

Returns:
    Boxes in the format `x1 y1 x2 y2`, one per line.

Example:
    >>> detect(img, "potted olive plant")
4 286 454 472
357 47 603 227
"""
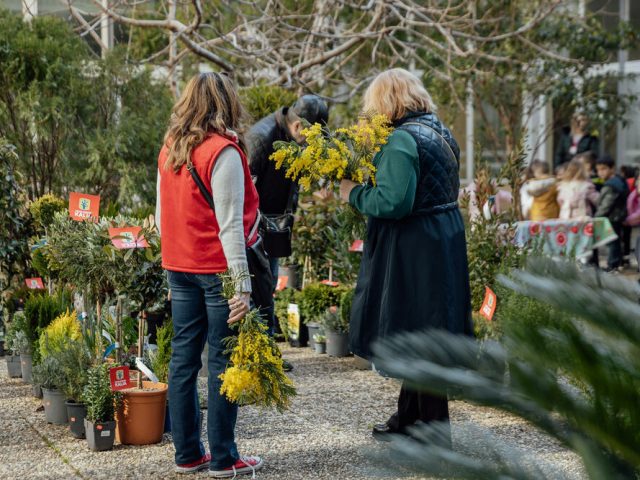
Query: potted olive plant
32 355 68 424
84 363 120 451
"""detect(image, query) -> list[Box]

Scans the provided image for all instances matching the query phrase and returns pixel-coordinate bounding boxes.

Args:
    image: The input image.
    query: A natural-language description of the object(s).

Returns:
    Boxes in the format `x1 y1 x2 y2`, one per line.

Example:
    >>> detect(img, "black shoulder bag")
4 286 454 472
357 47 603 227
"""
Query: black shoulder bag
187 164 273 311
261 182 296 258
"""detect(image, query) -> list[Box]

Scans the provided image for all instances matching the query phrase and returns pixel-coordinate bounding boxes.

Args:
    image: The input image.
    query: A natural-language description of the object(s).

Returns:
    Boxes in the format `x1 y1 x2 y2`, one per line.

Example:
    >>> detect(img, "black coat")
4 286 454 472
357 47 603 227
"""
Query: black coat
594 175 629 224
246 109 298 215
350 112 474 361
554 130 599 169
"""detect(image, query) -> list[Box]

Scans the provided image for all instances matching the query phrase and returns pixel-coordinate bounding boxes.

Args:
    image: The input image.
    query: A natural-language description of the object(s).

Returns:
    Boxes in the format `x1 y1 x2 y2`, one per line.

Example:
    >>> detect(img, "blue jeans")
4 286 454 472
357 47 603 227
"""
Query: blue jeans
167 271 239 469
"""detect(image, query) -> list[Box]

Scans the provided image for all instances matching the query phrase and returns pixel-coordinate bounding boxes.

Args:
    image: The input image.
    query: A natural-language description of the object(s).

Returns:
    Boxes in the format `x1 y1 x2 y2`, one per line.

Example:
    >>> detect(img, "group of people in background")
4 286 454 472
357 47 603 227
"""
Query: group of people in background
522 144 640 273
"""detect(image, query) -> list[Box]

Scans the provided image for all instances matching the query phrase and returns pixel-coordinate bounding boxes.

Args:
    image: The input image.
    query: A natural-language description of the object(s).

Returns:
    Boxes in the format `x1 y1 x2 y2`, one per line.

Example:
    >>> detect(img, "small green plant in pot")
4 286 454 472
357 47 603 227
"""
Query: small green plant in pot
313 333 326 354
59 339 92 438
322 306 350 358
84 363 120 451
32 355 68 424
14 330 33 384
4 312 26 378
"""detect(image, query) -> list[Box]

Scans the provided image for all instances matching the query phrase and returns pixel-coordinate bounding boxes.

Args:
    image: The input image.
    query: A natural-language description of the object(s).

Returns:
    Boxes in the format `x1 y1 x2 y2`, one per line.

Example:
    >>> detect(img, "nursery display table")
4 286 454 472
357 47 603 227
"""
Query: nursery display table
514 217 617 258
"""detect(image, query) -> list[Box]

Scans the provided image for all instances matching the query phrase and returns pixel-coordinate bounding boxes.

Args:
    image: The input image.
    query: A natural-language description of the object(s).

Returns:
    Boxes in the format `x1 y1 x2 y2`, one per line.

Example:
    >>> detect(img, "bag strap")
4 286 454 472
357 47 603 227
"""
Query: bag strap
187 163 261 242
285 180 296 214
401 121 458 165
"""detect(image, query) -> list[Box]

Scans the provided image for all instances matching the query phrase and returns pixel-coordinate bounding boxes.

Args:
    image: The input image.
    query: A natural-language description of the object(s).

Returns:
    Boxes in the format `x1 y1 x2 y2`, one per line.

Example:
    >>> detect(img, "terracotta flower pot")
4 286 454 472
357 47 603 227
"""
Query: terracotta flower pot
116 381 168 445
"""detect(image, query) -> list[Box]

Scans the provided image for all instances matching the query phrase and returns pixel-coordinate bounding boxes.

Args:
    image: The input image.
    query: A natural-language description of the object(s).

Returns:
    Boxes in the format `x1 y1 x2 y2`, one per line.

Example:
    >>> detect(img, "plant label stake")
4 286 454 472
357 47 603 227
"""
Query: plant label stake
109 365 132 391
69 192 100 221
137 312 145 389
108 227 149 249
276 276 289 291
480 287 497 321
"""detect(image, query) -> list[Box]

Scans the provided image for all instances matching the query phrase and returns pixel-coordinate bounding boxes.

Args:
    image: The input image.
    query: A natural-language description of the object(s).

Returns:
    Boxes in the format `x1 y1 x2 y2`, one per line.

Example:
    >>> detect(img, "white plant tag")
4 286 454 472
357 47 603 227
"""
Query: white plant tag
135 357 159 383
101 430 111 437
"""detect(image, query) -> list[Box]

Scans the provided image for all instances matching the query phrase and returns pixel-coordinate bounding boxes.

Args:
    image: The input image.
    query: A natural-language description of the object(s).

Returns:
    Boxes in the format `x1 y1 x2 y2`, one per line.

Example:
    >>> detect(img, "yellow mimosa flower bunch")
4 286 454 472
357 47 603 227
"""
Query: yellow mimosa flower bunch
218 272 296 412
270 113 393 191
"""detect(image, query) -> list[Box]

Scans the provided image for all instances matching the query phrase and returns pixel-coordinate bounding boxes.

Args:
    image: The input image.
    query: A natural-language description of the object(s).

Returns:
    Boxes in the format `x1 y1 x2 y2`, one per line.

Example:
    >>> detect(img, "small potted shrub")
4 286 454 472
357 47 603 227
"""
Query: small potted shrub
4 314 24 378
322 306 350 358
59 339 92 438
313 333 326 354
84 364 119 451
299 283 348 349
32 355 68 424
15 331 33 383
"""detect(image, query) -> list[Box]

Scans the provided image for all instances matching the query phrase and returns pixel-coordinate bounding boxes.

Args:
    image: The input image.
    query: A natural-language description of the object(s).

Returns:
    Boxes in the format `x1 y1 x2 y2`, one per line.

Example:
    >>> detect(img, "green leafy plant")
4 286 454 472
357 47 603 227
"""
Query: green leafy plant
240 84 298 121
149 318 173 384
4 310 27 355
298 283 348 324
38 310 81 359
24 291 71 362
84 363 121 423
32 355 66 390
57 339 92 403
29 194 66 234
373 258 640 479
312 333 326 343
12 330 31 355
322 306 348 334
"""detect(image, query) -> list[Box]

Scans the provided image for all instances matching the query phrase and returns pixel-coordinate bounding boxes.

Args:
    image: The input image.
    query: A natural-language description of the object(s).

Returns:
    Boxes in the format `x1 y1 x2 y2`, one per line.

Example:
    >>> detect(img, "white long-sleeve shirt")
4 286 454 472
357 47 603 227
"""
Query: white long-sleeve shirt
156 146 251 293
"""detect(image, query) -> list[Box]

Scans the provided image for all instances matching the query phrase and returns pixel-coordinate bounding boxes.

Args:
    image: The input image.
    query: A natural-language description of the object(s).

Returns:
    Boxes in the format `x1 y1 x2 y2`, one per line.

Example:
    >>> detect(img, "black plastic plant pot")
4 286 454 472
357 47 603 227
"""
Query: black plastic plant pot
66 401 87 439
85 419 116 451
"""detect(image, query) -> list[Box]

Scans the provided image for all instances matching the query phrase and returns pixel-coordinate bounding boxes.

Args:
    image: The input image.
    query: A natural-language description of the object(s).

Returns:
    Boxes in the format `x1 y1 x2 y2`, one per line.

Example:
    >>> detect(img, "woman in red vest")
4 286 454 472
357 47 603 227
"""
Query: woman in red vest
155 73 263 478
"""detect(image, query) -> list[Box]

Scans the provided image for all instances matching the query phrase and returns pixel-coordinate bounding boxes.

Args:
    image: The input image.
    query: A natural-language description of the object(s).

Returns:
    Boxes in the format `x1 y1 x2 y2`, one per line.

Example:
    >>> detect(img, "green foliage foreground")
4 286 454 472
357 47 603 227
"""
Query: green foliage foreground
373 258 640 480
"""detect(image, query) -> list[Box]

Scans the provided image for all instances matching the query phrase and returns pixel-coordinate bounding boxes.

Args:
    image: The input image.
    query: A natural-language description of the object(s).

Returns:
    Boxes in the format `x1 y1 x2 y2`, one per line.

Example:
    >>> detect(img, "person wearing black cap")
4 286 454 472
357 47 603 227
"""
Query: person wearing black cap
246 95 329 362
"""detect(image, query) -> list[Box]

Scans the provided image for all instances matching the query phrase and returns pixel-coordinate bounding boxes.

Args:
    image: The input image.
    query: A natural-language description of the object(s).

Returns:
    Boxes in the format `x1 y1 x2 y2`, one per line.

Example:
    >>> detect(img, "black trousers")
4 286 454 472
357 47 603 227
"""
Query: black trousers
387 382 450 435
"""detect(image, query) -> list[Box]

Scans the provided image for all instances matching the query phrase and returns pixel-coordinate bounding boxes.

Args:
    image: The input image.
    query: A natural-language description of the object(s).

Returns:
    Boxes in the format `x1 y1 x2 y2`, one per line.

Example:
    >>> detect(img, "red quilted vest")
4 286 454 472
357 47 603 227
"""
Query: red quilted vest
158 133 259 273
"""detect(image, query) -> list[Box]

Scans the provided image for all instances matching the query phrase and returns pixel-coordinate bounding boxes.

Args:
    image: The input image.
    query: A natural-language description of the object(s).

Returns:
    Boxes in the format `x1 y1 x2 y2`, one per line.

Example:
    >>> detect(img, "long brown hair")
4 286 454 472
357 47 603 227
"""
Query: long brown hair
163 72 245 171
561 157 590 182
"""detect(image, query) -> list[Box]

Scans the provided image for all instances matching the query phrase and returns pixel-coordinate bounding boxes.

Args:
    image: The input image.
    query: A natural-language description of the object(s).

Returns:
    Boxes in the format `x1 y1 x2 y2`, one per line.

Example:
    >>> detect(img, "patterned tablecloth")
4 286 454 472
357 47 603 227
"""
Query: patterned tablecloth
514 217 618 258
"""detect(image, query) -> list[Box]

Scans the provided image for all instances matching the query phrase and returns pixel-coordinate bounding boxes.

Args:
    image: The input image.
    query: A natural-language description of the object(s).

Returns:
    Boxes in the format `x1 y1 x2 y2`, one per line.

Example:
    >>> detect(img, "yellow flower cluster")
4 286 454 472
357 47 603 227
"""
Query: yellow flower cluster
269 113 393 191
219 310 296 412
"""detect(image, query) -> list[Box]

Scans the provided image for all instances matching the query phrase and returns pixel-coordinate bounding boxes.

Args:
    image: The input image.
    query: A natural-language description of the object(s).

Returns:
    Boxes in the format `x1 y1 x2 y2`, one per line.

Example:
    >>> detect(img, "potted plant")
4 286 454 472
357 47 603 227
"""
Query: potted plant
84 363 119 451
313 333 326 354
4 313 24 378
15 330 33 383
322 305 350 358
32 355 68 424
59 339 92 438
299 283 348 348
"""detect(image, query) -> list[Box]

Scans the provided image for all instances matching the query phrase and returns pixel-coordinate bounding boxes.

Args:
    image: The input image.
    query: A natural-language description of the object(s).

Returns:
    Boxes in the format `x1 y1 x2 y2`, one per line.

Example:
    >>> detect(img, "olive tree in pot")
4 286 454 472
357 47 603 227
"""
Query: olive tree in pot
84 363 120 451
60 339 92 438
32 355 68 424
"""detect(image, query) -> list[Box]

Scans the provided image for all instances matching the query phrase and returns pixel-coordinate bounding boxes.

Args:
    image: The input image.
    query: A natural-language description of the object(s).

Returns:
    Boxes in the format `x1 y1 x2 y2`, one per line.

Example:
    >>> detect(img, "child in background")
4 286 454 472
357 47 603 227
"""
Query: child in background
524 160 559 221
557 158 599 220
594 155 629 272
519 165 534 220
575 151 603 191
620 165 638 265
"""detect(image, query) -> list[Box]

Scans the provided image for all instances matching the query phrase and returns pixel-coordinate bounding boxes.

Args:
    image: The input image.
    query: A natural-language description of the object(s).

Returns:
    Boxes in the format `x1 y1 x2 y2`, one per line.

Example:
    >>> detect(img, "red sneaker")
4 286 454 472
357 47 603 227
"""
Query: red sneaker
209 456 264 478
175 453 211 474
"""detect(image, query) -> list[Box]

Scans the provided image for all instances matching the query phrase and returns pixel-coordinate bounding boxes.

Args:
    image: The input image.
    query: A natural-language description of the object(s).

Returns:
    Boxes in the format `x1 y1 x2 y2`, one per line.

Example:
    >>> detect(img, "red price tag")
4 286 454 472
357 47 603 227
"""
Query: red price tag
25 277 45 290
109 366 132 391
321 280 340 287
349 240 364 252
479 287 497 322
69 192 100 221
108 227 149 249
276 276 289 291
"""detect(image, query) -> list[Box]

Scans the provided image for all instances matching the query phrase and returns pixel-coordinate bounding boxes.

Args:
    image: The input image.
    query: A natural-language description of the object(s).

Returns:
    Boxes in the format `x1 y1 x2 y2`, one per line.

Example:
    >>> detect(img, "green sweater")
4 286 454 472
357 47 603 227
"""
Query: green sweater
349 129 419 219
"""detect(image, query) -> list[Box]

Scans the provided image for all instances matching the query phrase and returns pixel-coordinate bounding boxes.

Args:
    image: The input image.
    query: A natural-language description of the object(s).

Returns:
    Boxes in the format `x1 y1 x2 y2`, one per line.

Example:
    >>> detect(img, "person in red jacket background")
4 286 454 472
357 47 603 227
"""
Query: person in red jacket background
155 73 263 478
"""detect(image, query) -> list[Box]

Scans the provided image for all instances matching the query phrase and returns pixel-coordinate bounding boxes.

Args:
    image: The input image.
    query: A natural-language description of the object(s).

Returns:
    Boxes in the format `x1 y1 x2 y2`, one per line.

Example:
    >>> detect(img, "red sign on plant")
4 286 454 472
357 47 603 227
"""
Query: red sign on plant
25 277 45 290
349 240 364 252
321 280 340 287
108 227 149 249
276 276 289 291
479 287 497 322
69 192 100 221
109 366 132 391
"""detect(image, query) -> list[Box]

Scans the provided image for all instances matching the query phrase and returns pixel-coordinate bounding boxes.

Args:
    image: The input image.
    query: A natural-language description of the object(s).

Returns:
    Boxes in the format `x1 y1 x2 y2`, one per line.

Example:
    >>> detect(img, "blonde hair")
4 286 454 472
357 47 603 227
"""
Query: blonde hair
164 72 245 171
562 158 590 182
363 68 436 121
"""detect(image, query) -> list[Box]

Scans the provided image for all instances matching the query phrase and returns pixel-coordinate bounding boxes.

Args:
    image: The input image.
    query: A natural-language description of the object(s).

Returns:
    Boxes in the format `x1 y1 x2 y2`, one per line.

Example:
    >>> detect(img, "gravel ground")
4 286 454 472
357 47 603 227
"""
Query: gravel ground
0 345 586 480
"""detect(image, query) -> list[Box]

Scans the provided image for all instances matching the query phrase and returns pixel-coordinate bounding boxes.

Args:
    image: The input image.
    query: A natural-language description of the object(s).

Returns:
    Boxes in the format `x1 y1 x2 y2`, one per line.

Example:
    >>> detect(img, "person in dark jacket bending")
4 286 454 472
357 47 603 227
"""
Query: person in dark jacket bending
339 68 473 442
246 95 329 343
594 155 629 271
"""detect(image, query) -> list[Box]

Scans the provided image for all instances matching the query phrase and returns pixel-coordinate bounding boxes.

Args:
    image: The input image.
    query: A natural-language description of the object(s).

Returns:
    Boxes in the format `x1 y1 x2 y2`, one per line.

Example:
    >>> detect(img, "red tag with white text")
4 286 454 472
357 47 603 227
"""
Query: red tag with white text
109 366 131 391
276 276 289 291
108 227 149 249
69 192 100 221
479 287 497 321
349 240 364 252
321 280 340 287
25 277 45 290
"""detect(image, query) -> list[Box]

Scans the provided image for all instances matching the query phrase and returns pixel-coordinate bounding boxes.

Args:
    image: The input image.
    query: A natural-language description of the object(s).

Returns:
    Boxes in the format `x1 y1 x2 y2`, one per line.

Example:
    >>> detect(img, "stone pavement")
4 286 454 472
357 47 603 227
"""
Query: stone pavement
0 344 586 480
